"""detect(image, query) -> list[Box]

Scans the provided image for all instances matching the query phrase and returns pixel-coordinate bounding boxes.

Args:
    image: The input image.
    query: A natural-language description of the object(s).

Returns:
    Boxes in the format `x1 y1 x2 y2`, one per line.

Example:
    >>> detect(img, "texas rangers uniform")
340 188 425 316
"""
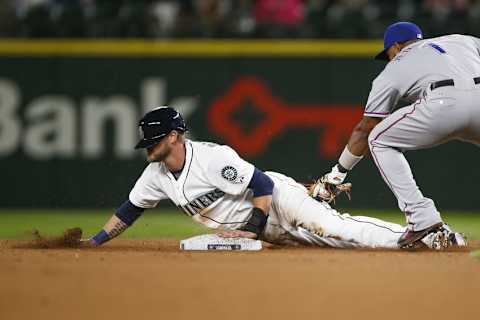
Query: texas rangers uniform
366 34 480 231
129 139 406 249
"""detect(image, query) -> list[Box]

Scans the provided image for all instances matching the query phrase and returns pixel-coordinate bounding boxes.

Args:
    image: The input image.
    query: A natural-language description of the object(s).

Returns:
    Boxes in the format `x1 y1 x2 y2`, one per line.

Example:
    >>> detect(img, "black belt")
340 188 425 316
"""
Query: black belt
430 77 480 90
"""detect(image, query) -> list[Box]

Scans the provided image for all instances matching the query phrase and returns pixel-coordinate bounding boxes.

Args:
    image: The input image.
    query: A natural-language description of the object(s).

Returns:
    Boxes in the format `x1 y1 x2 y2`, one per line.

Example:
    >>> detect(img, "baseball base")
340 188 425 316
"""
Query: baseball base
180 234 262 251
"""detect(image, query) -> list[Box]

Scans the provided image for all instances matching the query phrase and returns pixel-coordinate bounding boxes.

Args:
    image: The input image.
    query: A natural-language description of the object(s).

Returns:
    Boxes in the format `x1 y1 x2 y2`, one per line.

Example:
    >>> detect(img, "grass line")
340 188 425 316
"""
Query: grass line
0 209 479 240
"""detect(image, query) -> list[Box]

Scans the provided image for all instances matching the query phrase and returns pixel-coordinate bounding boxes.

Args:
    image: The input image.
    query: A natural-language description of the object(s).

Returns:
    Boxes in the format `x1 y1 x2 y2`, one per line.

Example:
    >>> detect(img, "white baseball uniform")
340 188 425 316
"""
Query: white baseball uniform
129 140 406 249
365 34 480 231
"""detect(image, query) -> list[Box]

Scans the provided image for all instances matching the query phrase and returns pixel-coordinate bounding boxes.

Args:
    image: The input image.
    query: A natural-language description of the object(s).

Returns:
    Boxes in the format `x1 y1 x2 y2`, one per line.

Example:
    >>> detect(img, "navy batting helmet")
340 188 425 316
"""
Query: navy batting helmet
135 106 187 149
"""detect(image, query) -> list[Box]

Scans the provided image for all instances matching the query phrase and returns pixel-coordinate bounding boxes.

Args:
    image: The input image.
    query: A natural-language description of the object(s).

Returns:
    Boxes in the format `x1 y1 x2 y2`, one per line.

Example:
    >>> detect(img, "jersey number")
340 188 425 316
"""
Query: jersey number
428 43 446 54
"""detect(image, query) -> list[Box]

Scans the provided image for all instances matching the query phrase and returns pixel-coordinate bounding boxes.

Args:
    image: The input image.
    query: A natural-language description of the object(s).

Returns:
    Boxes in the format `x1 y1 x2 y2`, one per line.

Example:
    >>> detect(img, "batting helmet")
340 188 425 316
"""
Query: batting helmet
135 106 187 149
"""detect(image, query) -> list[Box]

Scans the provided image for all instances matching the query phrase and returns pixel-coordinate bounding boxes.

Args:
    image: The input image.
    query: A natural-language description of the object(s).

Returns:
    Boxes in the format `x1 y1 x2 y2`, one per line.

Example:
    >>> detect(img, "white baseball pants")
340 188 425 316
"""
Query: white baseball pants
262 172 405 249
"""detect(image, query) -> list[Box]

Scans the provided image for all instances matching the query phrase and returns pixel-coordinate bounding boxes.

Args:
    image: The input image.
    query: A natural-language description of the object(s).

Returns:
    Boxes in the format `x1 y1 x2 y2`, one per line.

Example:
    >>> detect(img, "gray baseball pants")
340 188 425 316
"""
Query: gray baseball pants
368 84 480 231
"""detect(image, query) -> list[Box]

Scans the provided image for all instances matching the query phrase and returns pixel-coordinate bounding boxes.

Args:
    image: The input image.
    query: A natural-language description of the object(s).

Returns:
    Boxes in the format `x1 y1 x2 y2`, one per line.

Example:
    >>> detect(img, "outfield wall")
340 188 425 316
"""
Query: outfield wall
0 40 477 209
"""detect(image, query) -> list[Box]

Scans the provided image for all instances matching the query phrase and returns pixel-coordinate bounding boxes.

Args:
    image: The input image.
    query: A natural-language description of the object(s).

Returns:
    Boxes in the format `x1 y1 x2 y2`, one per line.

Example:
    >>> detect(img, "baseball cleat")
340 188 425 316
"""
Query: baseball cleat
398 222 444 248
448 232 468 247
420 230 448 250
418 224 468 250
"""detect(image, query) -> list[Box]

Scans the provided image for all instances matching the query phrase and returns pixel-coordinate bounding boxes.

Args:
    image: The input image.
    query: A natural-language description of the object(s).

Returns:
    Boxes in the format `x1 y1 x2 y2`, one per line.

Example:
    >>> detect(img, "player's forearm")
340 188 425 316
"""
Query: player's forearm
252 195 272 215
348 116 382 156
242 169 274 238
90 214 130 245
90 200 145 246
337 117 382 172
347 126 370 157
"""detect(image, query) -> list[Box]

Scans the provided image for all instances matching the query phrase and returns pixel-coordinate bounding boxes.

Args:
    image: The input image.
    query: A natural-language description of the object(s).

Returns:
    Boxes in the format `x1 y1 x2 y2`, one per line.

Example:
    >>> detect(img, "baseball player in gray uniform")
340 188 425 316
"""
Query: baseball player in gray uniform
84 107 466 250
319 21 480 248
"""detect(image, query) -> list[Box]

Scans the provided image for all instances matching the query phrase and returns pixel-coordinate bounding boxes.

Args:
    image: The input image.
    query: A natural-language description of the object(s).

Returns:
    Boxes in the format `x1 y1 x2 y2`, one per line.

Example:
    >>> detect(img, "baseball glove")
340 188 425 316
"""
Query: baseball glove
306 177 352 204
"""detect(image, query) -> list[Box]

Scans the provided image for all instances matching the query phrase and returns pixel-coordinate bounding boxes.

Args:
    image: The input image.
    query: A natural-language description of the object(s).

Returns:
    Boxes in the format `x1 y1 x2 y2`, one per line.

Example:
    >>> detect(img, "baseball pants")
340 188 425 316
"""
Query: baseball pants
368 84 480 231
261 172 405 249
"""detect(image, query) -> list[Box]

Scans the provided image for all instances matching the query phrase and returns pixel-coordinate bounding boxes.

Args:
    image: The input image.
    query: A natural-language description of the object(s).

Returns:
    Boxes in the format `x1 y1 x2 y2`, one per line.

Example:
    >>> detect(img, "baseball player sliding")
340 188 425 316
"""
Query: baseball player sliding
84 107 465 250
319 21 480 249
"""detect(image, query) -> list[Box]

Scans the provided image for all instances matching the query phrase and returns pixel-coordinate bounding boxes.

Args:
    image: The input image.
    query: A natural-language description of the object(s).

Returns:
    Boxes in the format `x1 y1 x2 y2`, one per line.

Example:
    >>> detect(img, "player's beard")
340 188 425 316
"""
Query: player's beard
146 144 171 163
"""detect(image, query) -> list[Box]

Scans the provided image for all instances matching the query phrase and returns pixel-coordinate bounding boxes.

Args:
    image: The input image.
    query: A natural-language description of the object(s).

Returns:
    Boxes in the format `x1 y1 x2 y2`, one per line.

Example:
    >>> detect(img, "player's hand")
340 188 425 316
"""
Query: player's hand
217 230 257 239
78 238 99 248
323 164 347 185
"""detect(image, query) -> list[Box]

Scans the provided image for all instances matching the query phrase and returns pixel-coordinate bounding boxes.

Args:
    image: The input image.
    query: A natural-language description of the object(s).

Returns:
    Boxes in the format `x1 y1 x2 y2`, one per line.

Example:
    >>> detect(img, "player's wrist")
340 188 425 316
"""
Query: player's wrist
338 146 364 171
91 229 110 245
241 207 268 238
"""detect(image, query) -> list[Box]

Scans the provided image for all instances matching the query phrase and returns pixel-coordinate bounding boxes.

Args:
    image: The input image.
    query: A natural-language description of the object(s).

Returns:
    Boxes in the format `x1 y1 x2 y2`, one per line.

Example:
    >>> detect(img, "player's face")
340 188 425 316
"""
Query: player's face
386 43 400 61
146 134 174 162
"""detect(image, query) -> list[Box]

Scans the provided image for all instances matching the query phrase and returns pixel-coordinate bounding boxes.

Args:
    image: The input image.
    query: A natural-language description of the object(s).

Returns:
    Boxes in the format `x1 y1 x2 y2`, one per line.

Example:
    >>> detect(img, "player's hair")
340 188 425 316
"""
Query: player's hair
172 130 185 143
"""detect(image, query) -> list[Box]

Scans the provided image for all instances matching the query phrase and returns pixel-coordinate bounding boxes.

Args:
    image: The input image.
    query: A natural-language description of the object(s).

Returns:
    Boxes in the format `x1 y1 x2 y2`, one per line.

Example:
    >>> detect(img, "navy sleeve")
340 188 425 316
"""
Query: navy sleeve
115 200 145 225
247 168 274 197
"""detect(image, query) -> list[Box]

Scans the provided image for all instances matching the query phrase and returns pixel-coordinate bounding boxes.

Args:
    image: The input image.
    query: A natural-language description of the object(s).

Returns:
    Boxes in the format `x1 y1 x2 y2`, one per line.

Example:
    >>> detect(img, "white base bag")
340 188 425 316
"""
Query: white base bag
180 234 262 251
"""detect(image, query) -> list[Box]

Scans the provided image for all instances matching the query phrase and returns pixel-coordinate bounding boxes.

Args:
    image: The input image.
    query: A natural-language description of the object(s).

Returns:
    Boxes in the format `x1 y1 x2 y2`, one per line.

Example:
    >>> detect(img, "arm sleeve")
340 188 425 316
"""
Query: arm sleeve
364 71 402 118
129 164 168 208
90 201 144 246
206 145 255 195
248 168 274 197
115 200 145 225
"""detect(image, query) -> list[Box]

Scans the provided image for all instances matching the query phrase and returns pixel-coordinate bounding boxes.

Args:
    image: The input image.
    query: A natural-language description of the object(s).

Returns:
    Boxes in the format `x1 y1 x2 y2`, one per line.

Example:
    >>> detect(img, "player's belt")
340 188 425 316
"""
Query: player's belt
431 77 480 90
430 79 454 91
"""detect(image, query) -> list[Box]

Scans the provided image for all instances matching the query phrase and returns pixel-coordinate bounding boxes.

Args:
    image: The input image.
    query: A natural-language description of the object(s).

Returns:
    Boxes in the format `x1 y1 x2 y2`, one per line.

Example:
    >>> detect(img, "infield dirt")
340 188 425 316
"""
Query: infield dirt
1 239 479 320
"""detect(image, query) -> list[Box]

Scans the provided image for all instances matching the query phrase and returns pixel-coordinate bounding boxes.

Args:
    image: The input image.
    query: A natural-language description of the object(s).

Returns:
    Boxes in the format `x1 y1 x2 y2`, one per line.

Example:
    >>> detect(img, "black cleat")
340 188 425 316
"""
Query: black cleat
398 222 444 248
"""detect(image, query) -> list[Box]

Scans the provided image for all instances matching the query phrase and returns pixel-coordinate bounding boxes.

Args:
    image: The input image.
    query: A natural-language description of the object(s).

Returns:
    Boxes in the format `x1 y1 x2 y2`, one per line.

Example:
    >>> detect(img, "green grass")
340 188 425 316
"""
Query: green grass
0 208 479 240
0 209 209 240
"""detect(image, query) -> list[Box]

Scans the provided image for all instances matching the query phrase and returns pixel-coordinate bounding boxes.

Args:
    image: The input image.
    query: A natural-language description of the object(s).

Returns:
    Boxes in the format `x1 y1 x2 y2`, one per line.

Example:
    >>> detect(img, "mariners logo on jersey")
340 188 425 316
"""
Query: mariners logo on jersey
221 166 237 181
221 166 245 184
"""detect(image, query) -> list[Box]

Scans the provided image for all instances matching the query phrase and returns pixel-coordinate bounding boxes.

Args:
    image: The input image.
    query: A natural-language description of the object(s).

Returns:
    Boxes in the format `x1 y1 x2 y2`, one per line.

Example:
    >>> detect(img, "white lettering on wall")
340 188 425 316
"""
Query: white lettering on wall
140 78 198 138
24 96 76 159
0 79 21 155
0 77 200 160
171 96 198 139
141 78 166 114
82 96 137 159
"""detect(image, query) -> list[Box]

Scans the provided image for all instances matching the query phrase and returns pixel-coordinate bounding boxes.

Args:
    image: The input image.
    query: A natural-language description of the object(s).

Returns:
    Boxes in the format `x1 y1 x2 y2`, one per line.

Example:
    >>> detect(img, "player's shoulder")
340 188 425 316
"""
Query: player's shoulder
140 162 165 178
430 34 480 49
372 62 402 88
190 140 239 156
389 41 424 64
429 34 471 42
375 41 424 80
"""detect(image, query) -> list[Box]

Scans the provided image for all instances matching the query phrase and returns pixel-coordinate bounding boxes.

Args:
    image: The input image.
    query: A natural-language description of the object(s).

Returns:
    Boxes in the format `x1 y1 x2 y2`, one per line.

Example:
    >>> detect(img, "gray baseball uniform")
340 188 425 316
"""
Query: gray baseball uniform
365 34 480 231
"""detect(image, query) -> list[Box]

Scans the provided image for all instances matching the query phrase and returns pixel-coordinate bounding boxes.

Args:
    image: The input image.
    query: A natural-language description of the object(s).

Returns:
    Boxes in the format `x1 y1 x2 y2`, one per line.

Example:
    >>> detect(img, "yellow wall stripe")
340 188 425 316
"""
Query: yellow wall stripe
0 39 382 57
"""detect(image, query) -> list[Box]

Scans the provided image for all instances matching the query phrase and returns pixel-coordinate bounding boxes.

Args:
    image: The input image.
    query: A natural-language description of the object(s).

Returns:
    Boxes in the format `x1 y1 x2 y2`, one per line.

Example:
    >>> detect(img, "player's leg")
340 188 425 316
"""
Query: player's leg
266 177 465 249
292 195 406 249
459 89 480 145
260 209 307 246
367 92 469 233
270 180 406 248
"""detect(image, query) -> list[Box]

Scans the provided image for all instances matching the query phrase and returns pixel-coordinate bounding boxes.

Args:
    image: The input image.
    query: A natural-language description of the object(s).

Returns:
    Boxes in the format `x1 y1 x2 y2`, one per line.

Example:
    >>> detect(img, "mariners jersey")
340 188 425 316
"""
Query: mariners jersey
129 140 256 229
364 34 480 117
